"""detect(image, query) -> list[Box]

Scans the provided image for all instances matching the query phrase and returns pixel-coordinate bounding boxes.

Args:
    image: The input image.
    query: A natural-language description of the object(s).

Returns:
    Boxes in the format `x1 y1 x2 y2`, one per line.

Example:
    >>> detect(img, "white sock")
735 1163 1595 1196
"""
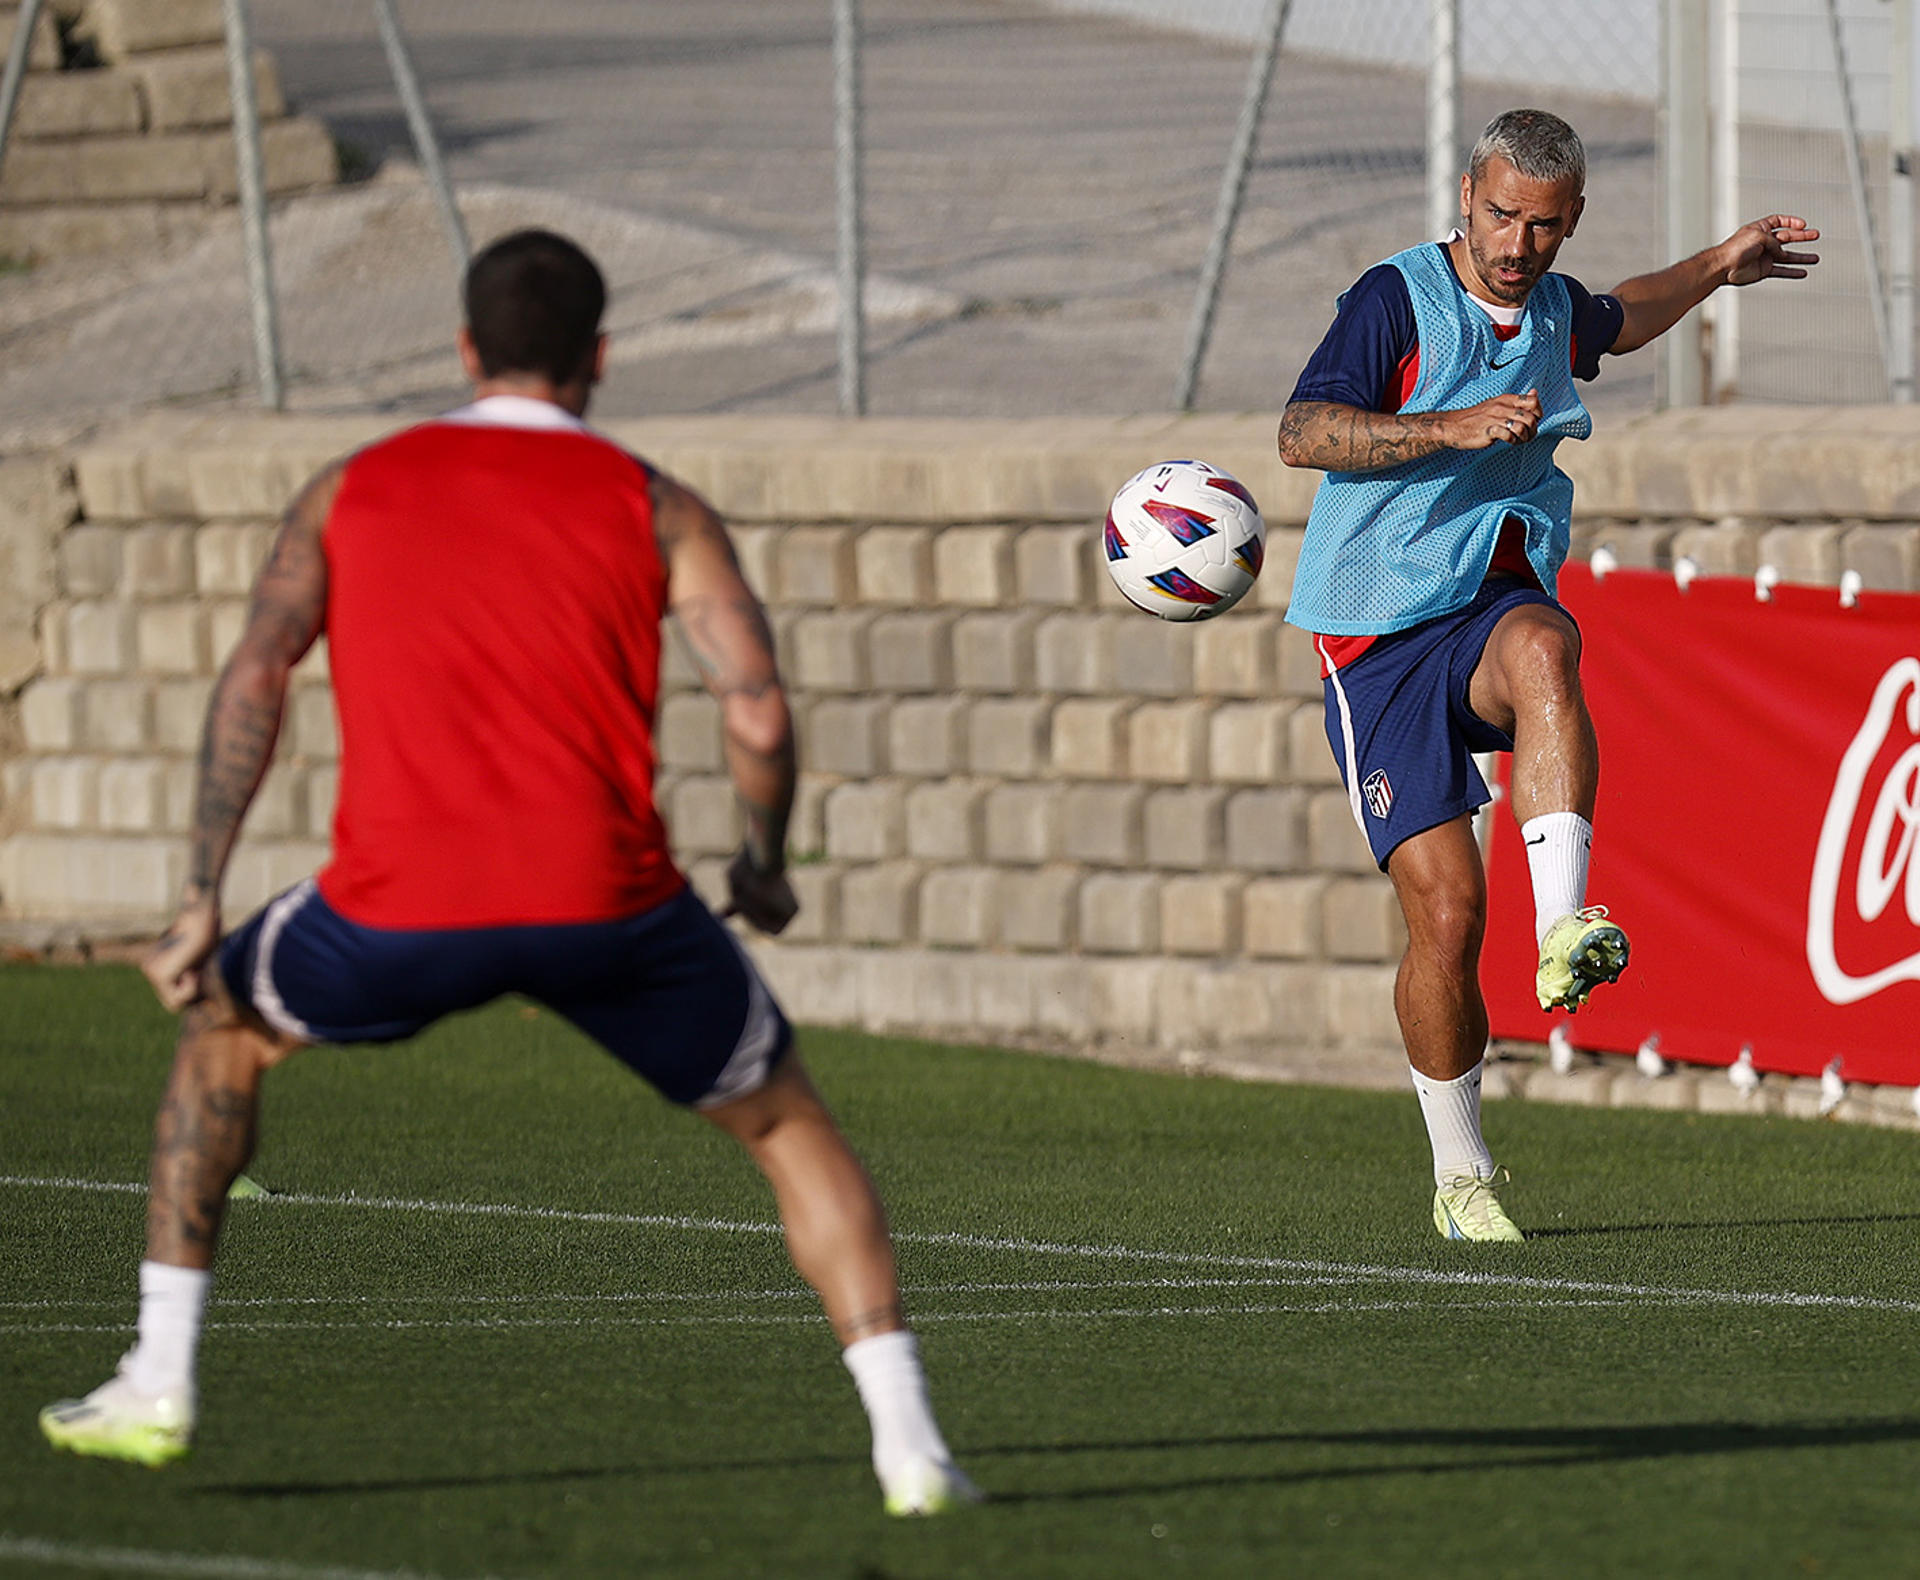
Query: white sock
842 1330 951 1478
1410 1061 1495 1187
124 1260 211 1400
1521 811 1593 944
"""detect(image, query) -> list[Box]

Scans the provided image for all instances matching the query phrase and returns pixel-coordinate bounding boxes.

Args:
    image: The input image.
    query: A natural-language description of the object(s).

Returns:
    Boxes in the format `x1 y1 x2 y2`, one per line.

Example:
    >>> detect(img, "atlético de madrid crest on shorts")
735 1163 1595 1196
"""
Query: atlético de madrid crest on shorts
1362 769 1393 820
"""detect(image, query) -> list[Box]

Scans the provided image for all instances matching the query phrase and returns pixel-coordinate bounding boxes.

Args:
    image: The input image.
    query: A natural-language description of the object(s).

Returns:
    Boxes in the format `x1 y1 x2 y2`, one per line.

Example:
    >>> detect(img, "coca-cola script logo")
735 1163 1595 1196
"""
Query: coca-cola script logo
1807 657 1920 1004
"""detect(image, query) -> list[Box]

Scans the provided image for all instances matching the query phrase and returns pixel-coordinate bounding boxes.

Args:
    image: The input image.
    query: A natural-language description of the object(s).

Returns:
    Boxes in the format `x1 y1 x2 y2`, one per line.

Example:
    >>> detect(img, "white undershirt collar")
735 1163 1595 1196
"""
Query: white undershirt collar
438 393 591 432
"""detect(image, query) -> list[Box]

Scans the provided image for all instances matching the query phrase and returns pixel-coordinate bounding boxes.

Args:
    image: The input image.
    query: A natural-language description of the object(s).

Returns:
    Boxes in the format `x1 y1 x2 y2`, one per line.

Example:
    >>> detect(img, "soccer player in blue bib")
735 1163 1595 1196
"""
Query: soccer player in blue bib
1279 109 1819 1242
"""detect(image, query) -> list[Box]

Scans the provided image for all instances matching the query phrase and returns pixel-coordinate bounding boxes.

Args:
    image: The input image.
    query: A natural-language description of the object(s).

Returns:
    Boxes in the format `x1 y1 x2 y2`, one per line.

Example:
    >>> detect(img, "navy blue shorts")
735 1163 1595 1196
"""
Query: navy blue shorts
1320 579 1569 869
217 883 792 1109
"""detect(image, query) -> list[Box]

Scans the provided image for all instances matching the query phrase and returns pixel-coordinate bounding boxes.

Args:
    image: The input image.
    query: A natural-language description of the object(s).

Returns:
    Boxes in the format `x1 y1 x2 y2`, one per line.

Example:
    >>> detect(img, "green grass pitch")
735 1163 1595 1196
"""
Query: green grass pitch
4 962 1920 1579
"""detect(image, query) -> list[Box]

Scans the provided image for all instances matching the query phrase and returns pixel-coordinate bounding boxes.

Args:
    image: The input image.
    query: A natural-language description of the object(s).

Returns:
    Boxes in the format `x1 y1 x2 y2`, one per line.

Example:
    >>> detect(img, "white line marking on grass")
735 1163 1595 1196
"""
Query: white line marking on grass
6 1173 1918 1316
0 1532 493 1580
0 1274 1380 1314
1 1175 145 1197
0 1294 1652 1339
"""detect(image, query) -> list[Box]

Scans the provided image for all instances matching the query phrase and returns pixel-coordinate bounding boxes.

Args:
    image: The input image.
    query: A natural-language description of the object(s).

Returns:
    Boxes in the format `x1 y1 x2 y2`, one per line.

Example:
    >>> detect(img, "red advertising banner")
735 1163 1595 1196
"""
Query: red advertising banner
1485 563 1920 1085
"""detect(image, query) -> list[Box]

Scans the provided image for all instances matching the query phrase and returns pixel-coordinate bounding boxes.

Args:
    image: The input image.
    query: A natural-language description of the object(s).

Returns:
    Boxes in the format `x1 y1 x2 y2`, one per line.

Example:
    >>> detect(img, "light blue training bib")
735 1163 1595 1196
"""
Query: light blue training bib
1285 242 1593 637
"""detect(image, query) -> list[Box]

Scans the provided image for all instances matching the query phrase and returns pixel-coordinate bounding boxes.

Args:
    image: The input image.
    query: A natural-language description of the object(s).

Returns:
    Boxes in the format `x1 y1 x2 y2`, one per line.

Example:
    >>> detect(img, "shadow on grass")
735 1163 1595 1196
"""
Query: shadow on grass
1524 1212 1920 1240
979 1419 1920 1504
193 1417 1920 1503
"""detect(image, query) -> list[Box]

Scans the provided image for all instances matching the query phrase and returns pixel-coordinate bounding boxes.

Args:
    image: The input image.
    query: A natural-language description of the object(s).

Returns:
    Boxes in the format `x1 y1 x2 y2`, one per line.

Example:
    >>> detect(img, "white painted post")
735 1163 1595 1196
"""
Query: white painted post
1661 0 1711 407
1710 0 1740 402
1427 0 1461 242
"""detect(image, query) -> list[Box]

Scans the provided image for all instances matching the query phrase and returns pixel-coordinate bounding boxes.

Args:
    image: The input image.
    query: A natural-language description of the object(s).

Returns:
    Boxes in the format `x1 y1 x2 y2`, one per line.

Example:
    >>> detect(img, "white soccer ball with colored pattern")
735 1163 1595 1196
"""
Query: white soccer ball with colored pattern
1102 459 1266 622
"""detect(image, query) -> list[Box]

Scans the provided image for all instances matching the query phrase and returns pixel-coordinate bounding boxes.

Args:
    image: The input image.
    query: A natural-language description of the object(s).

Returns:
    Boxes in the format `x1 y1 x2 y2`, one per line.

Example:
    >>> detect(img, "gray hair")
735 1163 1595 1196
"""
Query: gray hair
1468 108 1586 189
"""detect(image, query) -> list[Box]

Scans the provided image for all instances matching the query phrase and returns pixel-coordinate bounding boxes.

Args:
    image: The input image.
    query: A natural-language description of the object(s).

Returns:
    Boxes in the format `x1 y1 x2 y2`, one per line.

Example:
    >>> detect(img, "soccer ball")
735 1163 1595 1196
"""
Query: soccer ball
1102 459 1266 622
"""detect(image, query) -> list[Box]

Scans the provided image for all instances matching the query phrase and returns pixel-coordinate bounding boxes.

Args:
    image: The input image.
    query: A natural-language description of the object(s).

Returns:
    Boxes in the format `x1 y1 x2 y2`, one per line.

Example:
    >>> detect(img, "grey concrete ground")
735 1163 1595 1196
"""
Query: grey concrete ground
0 0 1672 445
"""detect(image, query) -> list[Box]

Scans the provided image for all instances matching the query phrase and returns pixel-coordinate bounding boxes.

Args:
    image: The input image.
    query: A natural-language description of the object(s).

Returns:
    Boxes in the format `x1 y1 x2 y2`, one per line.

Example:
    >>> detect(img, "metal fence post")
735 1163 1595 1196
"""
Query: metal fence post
1823 0 1892 394
1888 0 1914 403
0 0 47 188
373 0 468 269
221 0 283 410
1660 0 1710 408
833 0 865 418
1426 0 1460 243
1173 0 1294 412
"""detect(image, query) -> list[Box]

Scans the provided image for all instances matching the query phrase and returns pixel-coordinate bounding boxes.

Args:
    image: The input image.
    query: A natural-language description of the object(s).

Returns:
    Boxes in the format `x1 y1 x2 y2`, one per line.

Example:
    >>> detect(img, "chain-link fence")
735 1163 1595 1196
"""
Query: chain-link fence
0 0 1906 441
241 0 1664 420
1731 0 1904 402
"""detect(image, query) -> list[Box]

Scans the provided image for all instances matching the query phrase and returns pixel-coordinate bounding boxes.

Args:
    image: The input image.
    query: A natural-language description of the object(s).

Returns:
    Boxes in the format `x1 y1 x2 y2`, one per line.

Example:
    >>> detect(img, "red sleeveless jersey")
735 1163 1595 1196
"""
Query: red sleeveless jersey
315 398 685 929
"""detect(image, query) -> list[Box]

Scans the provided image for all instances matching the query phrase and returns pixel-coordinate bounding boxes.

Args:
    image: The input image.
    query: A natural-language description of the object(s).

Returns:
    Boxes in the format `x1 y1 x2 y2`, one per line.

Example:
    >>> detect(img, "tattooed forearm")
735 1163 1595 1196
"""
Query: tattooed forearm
1277 401 1453 473
653 470 798 870
180 464 334 899
737 745 796 871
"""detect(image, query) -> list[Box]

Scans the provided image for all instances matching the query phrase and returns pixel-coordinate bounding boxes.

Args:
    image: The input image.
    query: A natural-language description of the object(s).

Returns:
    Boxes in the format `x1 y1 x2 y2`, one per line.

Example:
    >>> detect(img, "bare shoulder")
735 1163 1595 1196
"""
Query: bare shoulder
286 456 349 535
245 458 345 658
646 466 729 554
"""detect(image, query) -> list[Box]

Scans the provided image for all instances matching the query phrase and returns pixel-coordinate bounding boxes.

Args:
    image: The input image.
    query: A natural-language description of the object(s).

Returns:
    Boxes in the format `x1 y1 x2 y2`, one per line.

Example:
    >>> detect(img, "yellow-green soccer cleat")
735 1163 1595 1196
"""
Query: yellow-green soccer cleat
1535 906 1631 1012
40 1369 193 1468
1433 1171 1524 1243
881 1456 983 1516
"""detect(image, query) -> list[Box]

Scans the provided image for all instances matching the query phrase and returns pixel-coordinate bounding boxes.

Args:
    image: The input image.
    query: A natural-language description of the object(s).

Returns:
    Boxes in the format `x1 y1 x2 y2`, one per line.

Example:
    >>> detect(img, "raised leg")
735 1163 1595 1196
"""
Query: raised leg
1469 599 1629 1007
1467 601 1596 823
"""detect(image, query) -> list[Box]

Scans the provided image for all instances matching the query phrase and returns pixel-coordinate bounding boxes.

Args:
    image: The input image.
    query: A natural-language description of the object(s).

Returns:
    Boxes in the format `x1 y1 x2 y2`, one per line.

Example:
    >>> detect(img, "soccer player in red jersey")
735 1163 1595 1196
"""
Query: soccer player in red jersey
1279 110 1819 1241
40 229 976 1515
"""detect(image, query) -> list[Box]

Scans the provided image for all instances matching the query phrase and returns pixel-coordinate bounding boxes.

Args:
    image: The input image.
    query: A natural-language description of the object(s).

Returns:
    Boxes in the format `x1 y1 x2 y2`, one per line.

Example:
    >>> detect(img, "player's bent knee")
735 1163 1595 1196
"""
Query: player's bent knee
1498 610 1582 693
185 973 307 1069
699 1053 827 1145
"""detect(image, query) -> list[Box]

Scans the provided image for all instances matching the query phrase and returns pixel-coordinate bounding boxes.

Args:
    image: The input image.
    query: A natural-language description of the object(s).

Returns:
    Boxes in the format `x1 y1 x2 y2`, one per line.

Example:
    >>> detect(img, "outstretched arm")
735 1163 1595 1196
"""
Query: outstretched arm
1610 215 1820 355
144 464 337 1012
1278 391 1547 472
654 471 799 933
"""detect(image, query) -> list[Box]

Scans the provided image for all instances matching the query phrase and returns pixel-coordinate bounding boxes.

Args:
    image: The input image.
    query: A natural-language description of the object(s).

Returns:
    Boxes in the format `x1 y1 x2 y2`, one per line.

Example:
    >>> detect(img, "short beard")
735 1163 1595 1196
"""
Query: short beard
1468 237 1538 304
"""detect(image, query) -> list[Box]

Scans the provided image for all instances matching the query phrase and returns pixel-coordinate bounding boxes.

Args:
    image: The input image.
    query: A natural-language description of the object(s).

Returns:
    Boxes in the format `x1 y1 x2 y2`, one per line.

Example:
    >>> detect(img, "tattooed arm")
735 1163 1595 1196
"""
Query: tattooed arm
1277 392 1546 473
143 464 337 1013
653 471 798 934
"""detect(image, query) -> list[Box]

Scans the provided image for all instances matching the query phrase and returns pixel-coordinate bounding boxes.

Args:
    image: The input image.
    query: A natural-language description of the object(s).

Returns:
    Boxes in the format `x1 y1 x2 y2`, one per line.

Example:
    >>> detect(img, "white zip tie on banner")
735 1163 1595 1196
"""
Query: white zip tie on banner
1673 556 1701 593
1819 1058 1847 1116
1589 545 1618 580
1729 1044 1761 1095
1547 1023 1576 1075
1840 568 1864 609
1754 564 1781 602
1635 1034 1668 1078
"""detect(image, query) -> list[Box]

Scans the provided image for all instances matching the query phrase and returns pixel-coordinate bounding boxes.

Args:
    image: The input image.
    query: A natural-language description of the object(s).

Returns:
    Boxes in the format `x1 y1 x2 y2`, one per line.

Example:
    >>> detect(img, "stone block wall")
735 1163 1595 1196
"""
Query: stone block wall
655 512 1412 1074
6 407 1920 1092
0 0 336 259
